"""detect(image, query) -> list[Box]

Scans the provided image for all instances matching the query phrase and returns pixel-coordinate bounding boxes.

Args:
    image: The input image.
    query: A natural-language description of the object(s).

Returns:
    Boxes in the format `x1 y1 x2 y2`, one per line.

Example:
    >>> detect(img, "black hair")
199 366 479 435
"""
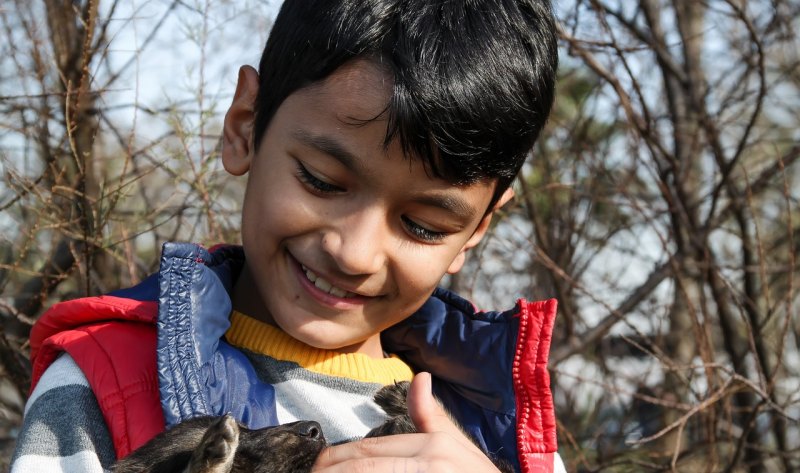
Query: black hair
253 0 558 205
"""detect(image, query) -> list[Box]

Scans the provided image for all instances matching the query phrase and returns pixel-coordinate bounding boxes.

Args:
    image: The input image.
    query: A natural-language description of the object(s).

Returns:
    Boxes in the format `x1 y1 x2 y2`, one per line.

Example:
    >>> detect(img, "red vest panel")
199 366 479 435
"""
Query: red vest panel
29 296 163 458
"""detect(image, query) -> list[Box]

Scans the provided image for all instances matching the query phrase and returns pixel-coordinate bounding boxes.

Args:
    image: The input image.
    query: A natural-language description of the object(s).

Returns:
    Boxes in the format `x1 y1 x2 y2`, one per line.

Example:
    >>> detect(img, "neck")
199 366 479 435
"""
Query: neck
231 263 276 327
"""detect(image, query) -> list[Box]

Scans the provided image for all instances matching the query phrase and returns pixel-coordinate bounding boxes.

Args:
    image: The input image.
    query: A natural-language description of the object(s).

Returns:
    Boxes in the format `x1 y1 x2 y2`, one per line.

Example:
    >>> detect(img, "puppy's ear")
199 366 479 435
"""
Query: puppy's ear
186 415 240 473
372 382 410 417
365 382 416 437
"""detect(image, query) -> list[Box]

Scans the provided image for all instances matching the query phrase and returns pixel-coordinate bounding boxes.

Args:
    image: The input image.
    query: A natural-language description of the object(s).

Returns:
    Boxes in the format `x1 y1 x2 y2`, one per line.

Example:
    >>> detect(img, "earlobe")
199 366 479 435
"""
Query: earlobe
222 65 260 176
446 251 467 275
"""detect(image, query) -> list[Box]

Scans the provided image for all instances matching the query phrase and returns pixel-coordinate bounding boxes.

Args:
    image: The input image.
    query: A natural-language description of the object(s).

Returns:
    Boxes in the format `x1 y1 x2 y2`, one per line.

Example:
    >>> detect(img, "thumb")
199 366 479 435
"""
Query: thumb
407 372 463 438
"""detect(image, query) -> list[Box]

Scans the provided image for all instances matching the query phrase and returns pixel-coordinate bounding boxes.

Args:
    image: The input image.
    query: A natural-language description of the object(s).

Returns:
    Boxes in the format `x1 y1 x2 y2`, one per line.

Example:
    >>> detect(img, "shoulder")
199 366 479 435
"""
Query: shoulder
12 354 115 472
25 353 89 413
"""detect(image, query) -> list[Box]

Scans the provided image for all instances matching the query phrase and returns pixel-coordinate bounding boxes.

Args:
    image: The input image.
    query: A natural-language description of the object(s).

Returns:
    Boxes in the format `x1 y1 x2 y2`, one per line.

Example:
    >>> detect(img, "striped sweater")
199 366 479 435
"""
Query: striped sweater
11 311 414 472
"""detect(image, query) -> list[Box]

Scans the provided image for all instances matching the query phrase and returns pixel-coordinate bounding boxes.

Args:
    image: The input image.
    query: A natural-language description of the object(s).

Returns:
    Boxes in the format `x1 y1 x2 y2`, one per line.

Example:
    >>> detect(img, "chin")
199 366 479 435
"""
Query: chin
286 325 346 349
300 329 373 355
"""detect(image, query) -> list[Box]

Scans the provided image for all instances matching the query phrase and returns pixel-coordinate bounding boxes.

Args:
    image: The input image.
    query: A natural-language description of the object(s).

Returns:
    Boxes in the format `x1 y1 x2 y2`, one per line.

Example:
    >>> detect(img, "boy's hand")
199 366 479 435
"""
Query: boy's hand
312 372 502 473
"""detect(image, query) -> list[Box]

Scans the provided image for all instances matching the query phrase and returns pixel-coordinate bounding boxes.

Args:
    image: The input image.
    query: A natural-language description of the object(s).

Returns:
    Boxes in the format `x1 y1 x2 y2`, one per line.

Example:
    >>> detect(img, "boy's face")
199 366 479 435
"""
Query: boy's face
223 60 511 358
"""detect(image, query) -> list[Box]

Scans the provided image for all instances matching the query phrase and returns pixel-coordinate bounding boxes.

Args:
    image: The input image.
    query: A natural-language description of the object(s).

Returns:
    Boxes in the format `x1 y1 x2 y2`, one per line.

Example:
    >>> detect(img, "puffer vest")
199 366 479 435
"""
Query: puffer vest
29 243 559 472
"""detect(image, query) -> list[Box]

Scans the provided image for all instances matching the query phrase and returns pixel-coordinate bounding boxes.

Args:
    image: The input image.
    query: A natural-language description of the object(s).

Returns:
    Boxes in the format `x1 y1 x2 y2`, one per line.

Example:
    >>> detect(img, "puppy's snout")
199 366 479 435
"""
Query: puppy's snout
294 421 323 440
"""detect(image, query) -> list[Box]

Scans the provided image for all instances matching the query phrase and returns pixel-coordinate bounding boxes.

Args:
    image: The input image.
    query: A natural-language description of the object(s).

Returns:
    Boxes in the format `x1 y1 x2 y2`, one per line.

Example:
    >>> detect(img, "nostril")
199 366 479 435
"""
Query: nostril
295 421 323 440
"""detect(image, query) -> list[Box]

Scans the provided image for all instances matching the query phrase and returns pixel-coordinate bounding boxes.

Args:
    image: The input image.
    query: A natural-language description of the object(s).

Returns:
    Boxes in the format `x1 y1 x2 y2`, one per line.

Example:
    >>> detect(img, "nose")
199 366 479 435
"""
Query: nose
293 421 323 441
322 208 386 275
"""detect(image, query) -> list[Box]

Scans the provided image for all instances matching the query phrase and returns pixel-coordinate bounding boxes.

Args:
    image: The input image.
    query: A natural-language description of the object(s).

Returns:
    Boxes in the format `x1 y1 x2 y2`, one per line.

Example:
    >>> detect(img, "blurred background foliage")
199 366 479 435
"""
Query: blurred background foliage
1 0 798 471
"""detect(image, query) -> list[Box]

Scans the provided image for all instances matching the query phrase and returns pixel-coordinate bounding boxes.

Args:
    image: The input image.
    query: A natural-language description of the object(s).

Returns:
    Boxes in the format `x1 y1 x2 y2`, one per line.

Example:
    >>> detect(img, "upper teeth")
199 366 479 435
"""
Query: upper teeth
302 265 356 298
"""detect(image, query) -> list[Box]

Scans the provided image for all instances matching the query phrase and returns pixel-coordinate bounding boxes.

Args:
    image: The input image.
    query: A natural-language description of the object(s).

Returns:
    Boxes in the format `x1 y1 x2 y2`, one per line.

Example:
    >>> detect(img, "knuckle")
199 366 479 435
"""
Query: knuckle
354 435 383 454
351 458 379 473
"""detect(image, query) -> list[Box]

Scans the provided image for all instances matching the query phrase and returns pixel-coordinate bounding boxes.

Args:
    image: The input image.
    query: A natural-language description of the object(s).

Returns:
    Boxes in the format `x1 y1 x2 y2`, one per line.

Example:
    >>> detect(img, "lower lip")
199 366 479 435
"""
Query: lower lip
290 256 370 309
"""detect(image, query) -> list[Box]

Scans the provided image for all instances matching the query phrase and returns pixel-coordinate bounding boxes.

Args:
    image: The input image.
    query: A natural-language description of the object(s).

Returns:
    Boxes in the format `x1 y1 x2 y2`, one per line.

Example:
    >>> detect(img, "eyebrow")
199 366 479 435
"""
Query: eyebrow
291 129 366 175
290 128 478 220
413 194 478 220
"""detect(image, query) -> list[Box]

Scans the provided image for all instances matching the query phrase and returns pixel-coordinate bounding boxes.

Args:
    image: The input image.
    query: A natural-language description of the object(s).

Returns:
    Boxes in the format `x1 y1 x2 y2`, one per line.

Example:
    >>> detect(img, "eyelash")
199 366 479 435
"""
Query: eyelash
296 162 343 194
296 161 447 243
402 216 447 243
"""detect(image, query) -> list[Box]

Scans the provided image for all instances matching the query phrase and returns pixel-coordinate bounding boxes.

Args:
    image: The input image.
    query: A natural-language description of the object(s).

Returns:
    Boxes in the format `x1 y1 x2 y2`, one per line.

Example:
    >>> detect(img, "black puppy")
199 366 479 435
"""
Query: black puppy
114 382 512 473
113 415 324 473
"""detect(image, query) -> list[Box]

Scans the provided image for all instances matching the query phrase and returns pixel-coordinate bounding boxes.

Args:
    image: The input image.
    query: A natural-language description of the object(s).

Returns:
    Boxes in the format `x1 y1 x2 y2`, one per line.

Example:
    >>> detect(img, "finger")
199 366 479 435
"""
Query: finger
313 456 428 473
407 372 464 440
313 434 426 468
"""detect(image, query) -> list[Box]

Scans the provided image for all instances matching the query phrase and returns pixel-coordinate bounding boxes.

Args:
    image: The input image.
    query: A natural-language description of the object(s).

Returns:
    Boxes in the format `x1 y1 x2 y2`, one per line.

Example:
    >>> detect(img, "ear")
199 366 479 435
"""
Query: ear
446 187 515 274
222 65 260 176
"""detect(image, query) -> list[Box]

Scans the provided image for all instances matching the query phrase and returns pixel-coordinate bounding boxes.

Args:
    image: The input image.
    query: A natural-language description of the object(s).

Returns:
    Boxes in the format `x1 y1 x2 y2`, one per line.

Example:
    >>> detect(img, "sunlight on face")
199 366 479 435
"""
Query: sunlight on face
232 60 498 357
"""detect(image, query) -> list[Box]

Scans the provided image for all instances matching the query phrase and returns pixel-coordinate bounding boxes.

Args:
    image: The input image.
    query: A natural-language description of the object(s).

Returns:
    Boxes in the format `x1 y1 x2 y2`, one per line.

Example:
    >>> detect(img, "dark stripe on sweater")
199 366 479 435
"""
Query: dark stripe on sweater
11 384 116 468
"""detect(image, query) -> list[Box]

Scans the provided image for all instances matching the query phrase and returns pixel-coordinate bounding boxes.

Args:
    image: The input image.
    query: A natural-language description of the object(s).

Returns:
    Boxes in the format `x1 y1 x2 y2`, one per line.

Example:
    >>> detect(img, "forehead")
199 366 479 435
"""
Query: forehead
298 59 393 125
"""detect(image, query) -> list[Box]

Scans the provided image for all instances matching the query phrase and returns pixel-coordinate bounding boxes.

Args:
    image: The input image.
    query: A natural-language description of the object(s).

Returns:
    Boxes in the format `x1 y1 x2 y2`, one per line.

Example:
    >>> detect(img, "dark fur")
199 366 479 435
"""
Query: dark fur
114 382 512 473
112 416 324 473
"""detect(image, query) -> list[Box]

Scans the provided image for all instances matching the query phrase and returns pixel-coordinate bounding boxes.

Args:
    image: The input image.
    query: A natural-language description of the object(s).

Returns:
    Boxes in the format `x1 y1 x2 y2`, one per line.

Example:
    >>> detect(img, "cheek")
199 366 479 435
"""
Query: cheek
241 187 276 245
242 175 314 239
394 248 460 297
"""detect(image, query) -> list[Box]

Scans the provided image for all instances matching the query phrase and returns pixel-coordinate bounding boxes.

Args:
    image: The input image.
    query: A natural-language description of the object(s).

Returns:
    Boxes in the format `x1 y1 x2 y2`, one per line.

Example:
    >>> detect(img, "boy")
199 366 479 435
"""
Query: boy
12 0 563 472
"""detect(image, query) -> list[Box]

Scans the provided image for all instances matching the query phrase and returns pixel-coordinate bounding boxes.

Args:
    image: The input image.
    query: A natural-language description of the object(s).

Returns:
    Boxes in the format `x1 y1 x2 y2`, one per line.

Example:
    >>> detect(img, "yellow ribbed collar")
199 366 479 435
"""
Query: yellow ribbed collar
225 311 414 385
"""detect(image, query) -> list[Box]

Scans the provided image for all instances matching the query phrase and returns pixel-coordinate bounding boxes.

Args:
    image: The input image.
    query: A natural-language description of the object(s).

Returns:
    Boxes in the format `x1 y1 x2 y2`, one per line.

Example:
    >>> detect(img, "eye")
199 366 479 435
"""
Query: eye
401 216 447 243
295 162 344 194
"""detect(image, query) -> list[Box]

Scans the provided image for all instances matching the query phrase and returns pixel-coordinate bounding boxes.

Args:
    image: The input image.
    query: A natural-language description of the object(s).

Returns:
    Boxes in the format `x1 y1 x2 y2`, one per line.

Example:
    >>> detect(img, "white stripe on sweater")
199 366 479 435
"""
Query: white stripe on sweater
10 450 108 473
273 377 387 443
24 353 89 416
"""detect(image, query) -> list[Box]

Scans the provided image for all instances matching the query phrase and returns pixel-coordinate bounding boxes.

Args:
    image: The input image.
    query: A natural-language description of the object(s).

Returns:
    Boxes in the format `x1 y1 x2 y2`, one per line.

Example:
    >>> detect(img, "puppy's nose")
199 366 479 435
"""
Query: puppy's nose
294 421 323 440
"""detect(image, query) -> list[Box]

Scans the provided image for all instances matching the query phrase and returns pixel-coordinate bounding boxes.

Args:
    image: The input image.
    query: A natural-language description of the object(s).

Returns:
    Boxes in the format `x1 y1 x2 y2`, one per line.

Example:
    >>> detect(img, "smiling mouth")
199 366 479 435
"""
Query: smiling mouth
301 265 358 299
